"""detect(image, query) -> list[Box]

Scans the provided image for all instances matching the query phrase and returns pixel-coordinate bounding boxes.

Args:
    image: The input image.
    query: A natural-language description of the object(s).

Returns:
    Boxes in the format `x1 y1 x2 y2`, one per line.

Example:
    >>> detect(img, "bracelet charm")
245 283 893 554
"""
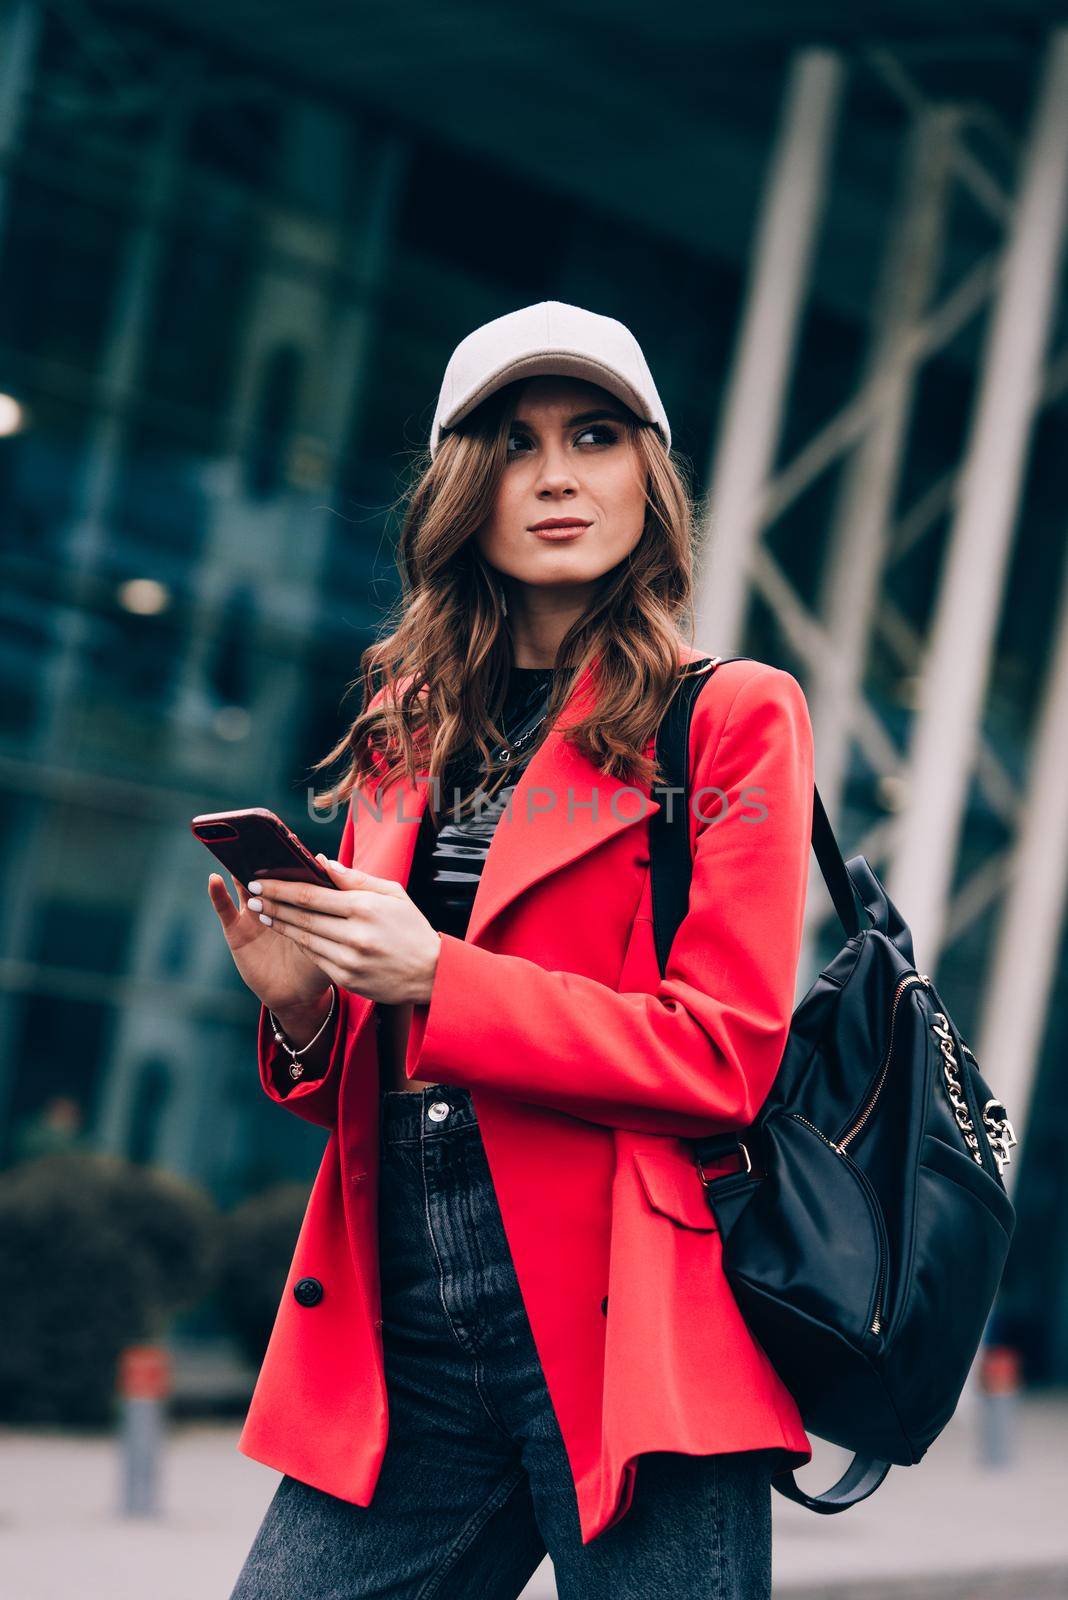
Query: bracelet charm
268 984 338 1082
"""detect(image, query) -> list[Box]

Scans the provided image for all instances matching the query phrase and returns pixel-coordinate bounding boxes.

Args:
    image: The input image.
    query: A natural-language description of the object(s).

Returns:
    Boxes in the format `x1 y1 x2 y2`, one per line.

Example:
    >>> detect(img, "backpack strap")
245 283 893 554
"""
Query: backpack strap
649 654 890 1514
650 655 864 981
649 658 718 978
770 1454 892 1513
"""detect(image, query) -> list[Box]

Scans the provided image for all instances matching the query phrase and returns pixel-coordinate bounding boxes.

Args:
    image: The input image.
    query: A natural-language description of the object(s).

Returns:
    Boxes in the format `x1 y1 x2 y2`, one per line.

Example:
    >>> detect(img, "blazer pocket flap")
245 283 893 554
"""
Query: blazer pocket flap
633 1148 718 1231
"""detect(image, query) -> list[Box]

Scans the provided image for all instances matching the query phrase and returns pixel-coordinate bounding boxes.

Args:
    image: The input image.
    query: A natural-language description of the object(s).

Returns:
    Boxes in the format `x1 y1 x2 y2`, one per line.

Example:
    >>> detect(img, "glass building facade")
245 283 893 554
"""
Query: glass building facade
1 2 1067 1380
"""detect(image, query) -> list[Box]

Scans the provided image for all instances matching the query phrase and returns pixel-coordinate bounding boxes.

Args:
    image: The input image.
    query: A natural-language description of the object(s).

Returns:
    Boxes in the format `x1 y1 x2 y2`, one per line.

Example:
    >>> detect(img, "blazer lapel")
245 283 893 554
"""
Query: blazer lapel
352 653 664 949
464 711 660 948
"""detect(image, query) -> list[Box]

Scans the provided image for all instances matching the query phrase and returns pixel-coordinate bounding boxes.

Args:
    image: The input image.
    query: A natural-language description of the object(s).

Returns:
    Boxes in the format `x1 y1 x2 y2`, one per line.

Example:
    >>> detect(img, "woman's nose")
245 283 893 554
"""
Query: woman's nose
535 461 579 494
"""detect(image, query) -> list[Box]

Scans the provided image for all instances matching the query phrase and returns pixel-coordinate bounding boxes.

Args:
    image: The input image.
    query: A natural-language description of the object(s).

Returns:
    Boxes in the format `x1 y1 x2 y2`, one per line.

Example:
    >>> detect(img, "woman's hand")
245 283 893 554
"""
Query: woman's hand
208 864 338 1017
242 857 442 1006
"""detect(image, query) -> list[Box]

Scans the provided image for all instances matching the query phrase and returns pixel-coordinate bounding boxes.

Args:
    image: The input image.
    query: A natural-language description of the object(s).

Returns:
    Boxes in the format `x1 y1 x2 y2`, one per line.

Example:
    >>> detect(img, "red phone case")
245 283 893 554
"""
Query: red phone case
190 808 335 891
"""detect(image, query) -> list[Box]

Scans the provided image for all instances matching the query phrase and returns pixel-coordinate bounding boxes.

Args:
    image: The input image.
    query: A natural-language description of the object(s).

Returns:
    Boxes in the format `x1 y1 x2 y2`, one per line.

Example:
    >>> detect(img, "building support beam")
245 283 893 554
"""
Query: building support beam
887 30 1068 972
974 540 1068 1191
804 107 955 958
693 48 843 653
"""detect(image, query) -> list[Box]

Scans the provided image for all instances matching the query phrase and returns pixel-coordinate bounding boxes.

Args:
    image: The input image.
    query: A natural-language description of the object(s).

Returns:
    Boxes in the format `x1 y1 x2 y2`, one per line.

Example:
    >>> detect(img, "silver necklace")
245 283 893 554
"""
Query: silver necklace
488 681 553 765
490 710 549 764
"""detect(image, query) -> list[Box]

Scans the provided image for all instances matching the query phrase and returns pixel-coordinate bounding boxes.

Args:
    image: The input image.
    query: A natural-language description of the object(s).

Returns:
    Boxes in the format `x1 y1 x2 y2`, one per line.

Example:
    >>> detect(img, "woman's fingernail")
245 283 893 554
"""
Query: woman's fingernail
247 897 262 912
258 913 273 926
248 881 261 894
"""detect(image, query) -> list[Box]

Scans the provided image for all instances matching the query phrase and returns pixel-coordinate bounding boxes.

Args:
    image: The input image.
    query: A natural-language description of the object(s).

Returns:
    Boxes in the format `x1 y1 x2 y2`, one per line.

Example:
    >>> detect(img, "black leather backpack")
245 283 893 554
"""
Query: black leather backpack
650 656 1018 1512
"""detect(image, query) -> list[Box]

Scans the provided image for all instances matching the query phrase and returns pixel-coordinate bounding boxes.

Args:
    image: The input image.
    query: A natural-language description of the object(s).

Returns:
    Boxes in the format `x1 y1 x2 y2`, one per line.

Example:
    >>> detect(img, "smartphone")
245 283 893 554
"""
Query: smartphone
190 808 335 892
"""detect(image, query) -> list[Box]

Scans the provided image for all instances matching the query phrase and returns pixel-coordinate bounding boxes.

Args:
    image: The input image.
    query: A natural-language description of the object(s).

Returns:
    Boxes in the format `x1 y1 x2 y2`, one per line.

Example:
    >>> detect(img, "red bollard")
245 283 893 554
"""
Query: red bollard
976 1344 1021 1468
117 1344 172 1516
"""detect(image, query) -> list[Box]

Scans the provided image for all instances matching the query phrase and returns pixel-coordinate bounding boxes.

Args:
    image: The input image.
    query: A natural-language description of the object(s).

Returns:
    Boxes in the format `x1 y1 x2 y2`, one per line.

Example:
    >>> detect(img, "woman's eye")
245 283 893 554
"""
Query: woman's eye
506 425 619 454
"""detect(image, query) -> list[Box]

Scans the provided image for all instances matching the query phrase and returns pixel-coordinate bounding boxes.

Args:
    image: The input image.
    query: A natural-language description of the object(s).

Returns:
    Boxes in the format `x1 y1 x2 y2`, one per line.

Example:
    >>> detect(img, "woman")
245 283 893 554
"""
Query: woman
212 301 816 1598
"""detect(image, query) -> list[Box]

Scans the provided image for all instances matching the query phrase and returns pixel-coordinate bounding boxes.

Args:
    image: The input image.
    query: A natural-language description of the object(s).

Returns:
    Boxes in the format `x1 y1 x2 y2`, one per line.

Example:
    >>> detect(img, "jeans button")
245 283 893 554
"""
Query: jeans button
427 1100 451 1122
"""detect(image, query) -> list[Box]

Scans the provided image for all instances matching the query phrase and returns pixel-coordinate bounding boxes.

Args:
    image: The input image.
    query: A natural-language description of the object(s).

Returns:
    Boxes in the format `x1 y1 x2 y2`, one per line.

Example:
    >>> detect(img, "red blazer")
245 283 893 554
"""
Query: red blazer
237 646 815 1544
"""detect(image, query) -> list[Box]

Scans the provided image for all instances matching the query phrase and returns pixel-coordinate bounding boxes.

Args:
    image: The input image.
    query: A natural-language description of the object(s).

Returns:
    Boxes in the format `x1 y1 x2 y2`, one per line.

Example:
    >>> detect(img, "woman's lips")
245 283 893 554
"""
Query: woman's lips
531 525 588 541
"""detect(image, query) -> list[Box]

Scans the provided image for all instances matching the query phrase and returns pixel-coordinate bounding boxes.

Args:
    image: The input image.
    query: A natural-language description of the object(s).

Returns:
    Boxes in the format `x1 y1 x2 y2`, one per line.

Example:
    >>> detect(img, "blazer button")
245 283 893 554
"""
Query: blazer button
293 1276 324 1307
601 1295 609 1316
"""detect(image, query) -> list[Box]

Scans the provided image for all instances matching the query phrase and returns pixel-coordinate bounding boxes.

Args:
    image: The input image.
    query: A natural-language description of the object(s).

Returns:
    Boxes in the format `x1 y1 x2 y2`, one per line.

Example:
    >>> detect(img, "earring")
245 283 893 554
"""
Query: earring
497 582 509 618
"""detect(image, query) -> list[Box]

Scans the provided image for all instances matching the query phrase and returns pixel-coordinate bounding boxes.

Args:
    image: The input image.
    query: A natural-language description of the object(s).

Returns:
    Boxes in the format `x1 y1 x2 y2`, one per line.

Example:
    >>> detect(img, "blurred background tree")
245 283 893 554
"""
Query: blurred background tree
0 1152 218 1423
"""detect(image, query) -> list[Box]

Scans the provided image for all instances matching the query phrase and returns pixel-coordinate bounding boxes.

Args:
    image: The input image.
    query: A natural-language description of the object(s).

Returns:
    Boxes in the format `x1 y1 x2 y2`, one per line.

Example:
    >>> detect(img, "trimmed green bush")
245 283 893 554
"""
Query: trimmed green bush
0 1152 218 1424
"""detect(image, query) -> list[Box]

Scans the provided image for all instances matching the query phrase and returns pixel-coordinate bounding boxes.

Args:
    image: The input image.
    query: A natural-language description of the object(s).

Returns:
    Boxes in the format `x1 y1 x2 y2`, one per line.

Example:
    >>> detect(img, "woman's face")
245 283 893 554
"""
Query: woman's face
474 375 647 604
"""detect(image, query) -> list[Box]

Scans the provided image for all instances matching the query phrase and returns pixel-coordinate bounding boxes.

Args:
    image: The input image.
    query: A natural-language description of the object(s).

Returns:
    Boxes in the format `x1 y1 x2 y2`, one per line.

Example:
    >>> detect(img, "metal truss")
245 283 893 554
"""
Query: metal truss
695 33 1068 1170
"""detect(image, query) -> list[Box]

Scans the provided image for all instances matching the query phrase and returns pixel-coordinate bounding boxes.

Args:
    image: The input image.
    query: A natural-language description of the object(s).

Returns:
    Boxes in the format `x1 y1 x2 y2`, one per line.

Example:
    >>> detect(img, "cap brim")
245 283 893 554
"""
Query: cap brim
436 351 665 448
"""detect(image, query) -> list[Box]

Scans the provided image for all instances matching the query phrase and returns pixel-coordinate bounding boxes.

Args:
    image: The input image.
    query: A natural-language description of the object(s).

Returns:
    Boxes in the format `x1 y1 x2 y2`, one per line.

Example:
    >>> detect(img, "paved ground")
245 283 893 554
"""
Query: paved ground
769 1391 1068 1597
1 1393 1065 1598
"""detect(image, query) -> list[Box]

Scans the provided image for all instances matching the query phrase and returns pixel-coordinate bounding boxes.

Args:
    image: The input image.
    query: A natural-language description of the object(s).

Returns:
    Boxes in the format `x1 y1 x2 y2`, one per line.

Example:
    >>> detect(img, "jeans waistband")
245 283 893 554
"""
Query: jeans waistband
379 1084 478 1144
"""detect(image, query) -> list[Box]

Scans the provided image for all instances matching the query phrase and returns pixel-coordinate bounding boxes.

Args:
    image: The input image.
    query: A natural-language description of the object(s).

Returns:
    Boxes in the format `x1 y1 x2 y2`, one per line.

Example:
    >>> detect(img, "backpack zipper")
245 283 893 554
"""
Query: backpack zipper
789 1112 890 1336
825 969 931 1334
836 972 930 1153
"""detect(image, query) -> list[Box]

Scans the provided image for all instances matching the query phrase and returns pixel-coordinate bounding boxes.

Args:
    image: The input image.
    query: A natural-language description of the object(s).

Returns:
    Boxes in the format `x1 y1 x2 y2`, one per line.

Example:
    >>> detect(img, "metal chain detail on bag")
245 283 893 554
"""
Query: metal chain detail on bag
931 1011 985 1167
982 1099 1019 1177
931 1011 1018 1177
958 1033 1019 1175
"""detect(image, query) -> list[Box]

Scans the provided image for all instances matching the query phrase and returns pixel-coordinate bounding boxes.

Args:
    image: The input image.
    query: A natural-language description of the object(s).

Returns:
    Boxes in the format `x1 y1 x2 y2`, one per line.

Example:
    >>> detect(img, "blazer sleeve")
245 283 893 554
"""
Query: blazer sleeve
401 665 815 1139
255 796 359 1130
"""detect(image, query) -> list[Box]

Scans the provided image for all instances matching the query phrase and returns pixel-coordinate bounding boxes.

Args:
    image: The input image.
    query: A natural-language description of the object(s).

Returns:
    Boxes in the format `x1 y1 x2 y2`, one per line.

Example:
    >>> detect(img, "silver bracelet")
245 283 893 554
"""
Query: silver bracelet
268 983 338 1080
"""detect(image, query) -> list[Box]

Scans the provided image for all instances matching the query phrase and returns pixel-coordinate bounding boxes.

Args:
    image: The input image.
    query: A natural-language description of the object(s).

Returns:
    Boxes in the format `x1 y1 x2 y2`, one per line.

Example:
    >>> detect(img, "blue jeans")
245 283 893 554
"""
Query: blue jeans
229 1084 776 1599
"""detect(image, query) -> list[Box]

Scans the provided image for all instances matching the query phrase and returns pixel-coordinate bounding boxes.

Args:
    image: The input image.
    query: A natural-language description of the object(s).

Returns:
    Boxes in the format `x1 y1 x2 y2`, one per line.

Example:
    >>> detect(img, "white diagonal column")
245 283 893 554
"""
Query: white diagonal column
693 47 843 653
888 30 1068 970
972 538 1068 1191
804 107 955 961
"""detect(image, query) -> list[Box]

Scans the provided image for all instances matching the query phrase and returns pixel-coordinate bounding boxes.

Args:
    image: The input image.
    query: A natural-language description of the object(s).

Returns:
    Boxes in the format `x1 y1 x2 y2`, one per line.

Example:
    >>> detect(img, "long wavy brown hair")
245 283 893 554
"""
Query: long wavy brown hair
309 378 708 821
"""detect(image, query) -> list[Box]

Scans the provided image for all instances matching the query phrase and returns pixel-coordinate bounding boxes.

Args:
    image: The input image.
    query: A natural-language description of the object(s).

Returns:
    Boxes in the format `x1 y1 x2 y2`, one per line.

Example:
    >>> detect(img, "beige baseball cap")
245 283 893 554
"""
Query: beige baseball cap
429 299 671 458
